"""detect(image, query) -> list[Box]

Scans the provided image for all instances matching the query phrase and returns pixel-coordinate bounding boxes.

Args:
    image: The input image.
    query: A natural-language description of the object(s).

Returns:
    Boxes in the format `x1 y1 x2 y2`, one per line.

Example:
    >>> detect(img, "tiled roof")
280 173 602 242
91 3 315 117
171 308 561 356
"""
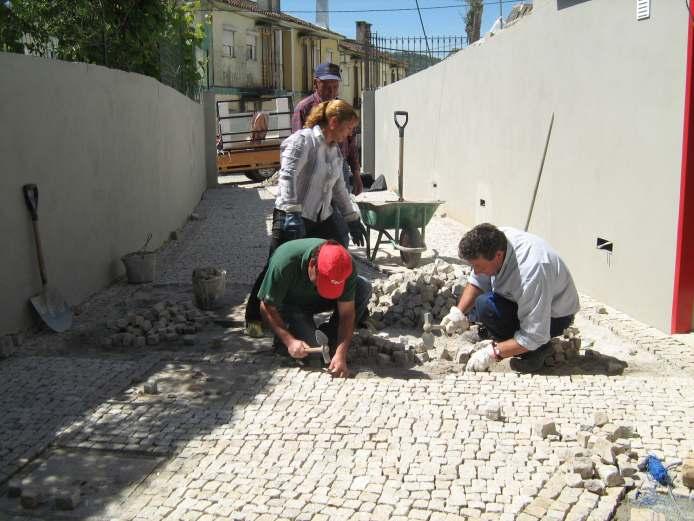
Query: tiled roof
218 0 345 38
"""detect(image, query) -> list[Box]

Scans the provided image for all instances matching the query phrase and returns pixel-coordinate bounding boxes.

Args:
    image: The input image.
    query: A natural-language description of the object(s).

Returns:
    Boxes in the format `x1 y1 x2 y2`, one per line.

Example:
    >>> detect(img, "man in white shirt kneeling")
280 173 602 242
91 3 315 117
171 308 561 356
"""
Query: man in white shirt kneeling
440 223 580 373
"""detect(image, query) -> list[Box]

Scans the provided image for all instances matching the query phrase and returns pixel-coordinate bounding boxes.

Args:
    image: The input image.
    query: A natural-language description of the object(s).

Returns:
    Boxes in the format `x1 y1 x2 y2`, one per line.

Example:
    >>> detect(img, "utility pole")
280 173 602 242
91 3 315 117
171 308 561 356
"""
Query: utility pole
499 0 503 29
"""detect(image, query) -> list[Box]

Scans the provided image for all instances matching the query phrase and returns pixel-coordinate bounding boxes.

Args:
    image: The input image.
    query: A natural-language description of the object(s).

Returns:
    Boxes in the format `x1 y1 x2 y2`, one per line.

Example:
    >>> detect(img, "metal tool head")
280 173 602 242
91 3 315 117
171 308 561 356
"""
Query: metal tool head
422 312 433 333
30 286 72 333
315 330 331 364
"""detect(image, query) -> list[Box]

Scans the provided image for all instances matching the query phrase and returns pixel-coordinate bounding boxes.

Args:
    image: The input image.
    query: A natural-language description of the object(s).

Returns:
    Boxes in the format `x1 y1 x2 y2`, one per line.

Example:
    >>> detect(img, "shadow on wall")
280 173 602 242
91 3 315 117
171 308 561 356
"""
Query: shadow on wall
557 0 592 9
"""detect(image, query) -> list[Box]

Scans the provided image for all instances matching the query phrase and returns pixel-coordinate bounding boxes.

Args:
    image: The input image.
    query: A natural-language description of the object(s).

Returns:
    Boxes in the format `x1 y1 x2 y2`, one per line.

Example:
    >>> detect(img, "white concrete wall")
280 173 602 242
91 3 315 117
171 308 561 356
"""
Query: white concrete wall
0 53 207 335
374 0 687 332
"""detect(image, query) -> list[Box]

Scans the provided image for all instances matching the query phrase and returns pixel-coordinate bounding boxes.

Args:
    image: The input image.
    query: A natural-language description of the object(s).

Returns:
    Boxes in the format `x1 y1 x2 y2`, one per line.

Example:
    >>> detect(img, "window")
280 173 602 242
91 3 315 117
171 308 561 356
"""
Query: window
246 33 257 61
222 26 235 57
326 50 333 63
342 66 350 86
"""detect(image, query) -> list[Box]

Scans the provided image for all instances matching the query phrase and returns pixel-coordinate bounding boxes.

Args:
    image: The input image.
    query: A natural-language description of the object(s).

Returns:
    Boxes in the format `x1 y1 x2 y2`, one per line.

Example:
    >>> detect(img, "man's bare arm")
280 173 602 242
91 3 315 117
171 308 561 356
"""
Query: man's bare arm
260 301 309 358
330 300 355 377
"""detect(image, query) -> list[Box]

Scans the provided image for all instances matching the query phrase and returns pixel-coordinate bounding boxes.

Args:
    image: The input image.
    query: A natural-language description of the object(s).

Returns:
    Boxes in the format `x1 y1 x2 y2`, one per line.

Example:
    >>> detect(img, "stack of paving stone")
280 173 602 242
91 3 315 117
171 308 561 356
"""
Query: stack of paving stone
518 413 649 521
416 326 483 366
349 330 417 366
101 301 215 348
560 411 645 494
368 260 469 329
543 326 582 367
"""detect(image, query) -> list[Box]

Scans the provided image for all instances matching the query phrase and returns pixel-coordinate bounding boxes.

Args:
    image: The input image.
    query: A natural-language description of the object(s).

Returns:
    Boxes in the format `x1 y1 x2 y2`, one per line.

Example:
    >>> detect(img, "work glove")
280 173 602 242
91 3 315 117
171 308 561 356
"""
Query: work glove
347 219 367 247
440 306 470 335
465 341 497 372
282 212 306 241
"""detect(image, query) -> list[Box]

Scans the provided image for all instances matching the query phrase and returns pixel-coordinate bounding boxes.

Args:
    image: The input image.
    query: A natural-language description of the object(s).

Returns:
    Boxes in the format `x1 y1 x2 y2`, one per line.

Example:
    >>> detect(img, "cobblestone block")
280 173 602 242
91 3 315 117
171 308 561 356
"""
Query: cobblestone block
593 412 609 427
54 486 81 510
533 421 558 439
583 480 605 496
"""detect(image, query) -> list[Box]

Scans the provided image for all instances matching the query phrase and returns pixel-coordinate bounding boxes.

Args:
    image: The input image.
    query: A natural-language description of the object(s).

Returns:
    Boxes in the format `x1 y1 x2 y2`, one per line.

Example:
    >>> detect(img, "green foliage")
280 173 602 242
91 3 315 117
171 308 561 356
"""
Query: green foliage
465 0 483 44
0 0 207 99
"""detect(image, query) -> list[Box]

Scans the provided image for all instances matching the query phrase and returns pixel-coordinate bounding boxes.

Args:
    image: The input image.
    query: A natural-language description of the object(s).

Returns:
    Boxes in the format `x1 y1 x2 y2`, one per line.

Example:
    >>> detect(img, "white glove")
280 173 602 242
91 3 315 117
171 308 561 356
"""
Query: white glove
465 343 497 372
440 306 470 335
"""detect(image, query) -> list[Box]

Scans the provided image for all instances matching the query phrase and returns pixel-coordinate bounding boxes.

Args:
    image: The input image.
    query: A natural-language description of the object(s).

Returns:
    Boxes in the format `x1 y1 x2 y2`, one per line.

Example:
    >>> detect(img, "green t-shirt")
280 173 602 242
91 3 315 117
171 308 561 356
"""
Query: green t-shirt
257 238 356 308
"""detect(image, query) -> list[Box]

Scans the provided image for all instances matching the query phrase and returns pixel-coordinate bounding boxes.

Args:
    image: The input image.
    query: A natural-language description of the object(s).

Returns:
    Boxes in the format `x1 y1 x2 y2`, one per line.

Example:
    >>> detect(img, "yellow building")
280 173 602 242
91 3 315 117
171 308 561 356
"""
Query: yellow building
201 0 345 102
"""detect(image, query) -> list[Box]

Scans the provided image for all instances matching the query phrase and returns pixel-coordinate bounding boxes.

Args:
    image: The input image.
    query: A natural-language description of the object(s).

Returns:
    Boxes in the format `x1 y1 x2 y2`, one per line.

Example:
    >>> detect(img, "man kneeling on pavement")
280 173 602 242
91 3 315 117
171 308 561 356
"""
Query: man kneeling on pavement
258 238 371 378
440 223 580 373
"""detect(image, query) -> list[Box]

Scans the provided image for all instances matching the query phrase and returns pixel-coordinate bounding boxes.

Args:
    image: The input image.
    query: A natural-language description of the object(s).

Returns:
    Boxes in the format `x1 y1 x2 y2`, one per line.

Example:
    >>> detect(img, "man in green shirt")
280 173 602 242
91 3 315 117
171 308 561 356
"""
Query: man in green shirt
258 238 372 378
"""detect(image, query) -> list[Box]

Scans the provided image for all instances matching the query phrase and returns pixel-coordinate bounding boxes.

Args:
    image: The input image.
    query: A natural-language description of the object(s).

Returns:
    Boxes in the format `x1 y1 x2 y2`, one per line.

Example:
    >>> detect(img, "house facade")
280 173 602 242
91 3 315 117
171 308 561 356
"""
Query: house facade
201 0 345 103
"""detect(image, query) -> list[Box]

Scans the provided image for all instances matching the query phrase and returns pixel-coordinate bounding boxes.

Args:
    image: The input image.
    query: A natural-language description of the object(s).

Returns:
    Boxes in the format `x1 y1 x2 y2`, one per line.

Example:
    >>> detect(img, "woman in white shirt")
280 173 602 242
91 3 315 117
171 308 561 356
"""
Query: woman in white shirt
245 99 367 336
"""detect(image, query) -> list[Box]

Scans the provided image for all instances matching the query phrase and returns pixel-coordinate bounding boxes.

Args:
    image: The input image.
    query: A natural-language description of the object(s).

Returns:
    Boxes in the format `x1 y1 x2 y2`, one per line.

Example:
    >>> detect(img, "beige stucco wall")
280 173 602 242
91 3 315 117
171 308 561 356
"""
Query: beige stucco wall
0 53 207 335
211 11 262 87
374 0 687 332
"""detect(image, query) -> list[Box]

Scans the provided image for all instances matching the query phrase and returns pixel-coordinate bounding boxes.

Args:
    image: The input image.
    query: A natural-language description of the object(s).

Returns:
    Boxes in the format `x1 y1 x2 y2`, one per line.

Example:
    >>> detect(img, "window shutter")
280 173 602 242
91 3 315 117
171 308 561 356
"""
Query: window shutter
636 0 650 20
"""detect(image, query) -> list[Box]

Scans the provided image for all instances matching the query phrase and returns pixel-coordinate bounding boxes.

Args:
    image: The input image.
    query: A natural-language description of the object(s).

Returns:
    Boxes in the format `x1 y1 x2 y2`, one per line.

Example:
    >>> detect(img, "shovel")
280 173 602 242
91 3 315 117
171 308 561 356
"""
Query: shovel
22 184 72 332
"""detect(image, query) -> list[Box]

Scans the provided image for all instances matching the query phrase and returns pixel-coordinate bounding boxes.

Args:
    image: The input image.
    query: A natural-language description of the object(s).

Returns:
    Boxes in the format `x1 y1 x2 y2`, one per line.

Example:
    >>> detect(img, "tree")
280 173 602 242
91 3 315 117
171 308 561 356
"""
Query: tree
465 0 483 44
0 0 206 99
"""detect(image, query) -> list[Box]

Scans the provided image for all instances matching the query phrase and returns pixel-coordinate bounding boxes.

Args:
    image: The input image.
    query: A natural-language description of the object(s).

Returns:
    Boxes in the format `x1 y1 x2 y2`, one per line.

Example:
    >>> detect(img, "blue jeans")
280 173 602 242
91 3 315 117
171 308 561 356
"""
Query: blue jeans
468 292 574 346
278 275 372 349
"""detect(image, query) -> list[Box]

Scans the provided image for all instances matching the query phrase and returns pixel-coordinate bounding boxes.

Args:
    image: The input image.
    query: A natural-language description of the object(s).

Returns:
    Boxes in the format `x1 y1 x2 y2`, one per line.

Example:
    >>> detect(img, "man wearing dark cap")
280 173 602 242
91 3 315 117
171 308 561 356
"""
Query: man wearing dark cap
292 62 362 195
258 238 372 378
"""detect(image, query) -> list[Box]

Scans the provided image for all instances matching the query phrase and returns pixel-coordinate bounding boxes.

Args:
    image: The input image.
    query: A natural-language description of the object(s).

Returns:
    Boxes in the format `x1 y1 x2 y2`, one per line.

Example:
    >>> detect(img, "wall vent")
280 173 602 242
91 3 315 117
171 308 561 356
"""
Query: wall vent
636 0 650 20
596 237 613 253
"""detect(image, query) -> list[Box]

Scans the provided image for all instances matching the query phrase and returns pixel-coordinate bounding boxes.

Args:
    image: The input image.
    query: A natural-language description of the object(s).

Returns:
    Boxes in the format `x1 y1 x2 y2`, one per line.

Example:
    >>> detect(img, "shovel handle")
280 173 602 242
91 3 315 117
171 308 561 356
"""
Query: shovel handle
23 184 39 221
394 111 408 137
22 184 47 286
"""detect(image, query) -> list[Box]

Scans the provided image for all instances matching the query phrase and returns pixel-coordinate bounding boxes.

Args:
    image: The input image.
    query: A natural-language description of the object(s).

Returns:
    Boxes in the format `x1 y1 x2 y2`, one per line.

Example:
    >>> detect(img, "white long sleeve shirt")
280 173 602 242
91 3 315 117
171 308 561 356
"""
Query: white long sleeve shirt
468 227 580 350
275 126 358 223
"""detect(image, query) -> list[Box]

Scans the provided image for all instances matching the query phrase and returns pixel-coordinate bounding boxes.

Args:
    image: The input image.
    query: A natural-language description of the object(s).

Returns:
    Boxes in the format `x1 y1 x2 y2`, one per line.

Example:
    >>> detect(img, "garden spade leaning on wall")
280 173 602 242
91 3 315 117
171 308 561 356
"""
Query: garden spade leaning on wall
22 184 72 332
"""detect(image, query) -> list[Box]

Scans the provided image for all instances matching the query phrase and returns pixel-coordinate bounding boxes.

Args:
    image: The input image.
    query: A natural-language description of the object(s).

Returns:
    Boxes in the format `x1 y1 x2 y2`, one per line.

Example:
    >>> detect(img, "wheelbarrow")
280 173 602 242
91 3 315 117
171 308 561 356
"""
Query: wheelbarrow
358 198 442 268
357 111 443 269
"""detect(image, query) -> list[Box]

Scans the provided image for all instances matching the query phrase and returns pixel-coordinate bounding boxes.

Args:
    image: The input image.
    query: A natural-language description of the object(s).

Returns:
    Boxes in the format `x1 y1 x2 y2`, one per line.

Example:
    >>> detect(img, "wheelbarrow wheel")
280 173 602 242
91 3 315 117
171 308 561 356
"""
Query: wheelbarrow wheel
399 226 423 269
245 168 276 182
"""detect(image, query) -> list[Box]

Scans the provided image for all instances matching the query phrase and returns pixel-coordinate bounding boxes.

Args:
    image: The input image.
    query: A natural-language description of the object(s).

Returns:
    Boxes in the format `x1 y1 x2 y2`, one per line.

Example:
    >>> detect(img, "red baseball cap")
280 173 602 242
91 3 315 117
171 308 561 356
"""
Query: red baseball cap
316 242 353 299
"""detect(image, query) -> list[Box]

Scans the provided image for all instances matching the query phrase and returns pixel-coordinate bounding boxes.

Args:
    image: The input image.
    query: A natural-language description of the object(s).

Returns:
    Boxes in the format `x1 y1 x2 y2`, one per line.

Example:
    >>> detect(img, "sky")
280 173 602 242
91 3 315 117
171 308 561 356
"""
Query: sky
278 0 518 40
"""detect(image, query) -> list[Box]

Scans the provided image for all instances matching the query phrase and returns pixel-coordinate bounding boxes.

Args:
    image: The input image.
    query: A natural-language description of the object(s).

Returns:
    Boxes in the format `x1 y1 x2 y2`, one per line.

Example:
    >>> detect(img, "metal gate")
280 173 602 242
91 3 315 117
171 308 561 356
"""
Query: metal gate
367 33 467 87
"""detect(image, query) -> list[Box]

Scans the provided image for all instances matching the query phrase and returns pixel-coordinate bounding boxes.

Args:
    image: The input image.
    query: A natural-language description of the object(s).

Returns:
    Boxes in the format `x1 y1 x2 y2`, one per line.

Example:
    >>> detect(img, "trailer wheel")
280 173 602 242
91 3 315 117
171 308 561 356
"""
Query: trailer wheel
245 168 276 182
399 226 423 269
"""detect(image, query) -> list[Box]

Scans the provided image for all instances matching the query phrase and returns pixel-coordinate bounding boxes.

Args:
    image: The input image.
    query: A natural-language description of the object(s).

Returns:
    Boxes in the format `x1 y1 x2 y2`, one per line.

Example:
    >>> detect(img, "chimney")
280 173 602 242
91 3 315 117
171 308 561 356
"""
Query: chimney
257 0 280 12
356 21 371 45
316 0 329 29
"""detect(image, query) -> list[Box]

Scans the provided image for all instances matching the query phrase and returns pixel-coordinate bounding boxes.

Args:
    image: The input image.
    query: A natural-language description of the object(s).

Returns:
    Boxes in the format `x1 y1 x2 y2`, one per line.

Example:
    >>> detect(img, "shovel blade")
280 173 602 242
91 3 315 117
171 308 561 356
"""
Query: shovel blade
30 286 72 332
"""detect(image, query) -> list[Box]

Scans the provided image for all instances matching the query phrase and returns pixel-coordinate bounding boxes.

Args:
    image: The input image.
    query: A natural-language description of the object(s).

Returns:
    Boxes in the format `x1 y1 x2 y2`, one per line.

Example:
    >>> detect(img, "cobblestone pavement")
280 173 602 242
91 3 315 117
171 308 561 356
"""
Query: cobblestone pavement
1 178 693 521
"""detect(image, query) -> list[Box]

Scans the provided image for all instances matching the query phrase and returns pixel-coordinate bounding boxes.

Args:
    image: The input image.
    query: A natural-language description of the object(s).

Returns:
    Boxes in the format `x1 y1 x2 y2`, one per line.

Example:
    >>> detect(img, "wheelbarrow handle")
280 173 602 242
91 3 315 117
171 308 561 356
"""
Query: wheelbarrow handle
393 111 408 136
22 183 39 222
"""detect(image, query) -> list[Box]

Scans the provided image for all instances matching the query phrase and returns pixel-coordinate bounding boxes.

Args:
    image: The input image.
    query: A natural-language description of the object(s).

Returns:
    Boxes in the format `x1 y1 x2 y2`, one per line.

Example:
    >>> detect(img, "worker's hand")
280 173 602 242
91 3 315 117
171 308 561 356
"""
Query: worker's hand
282 212 306 241
465 343 496 372
440 306 470 335
328 353 350 378
347 219 367 247
286 338 310 359
352 174 364 196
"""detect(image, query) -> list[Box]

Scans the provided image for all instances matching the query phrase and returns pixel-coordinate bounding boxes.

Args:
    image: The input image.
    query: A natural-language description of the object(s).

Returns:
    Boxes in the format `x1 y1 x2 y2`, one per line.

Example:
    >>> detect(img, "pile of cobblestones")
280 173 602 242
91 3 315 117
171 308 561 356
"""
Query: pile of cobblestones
101 300 216 348
349 330 416 366
368 260 469 329
559 412 645 494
